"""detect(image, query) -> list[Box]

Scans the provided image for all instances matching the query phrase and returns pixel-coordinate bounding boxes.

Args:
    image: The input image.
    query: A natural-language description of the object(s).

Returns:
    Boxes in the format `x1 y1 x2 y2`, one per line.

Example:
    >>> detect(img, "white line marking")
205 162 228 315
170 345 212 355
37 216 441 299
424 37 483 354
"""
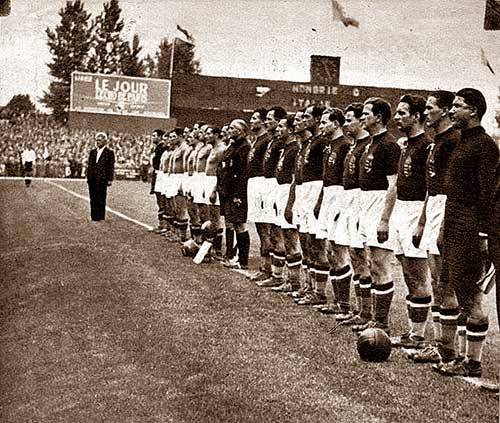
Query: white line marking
46 180 154 231
0 176 86 182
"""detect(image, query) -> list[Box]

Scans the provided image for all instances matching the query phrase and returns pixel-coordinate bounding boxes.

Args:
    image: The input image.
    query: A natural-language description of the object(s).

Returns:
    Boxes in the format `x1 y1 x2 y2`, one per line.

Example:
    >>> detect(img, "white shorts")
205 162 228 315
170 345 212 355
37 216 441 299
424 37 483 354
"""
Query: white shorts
247 176 266 223
171 173 184 197
181 173 191 196
165 174 176 198
316 185 344 240
275 183 297 229
337 189 364 249
389 199 427 258
201 175 219 206
358 190 394 250
154 171 165 194
329 187 350 243
191 173 206 204
293 180 323 233
420 194 446 256
263 177 280 225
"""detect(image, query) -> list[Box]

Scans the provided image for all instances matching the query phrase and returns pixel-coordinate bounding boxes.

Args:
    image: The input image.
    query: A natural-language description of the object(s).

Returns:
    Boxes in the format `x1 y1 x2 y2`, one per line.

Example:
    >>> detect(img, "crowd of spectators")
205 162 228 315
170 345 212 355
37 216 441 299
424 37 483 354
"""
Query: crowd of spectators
0 113 154 181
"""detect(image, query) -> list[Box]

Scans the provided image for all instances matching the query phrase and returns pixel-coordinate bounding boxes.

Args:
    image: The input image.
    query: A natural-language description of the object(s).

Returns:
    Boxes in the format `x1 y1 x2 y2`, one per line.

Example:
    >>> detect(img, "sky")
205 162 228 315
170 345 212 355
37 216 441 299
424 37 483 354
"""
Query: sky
0 0 499 130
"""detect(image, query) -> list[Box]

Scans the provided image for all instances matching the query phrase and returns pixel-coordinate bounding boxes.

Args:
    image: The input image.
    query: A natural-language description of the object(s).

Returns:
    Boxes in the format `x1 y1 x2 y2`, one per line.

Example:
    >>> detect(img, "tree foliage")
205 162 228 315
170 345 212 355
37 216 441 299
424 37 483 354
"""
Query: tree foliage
121 34 145 77
153 36 201 79
41 0 93 121
87 0 125 74
1 94 36 117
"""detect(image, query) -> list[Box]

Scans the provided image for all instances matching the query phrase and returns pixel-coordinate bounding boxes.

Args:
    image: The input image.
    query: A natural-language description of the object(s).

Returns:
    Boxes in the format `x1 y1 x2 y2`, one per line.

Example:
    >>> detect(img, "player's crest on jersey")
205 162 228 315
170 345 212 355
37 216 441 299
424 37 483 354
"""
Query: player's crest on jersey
248 147 256 163
324 144 332 156
303 143 312 165
348 153 357 175
264 145 272 163
427 143 436 178
403 155 413 177
364 153 374 173
327 151 337 166
277 150 285 172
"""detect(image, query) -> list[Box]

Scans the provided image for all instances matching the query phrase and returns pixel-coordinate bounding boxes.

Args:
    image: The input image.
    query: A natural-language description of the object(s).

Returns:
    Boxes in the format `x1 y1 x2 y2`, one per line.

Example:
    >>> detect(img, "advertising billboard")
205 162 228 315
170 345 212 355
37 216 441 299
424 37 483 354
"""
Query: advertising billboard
70 72 171 118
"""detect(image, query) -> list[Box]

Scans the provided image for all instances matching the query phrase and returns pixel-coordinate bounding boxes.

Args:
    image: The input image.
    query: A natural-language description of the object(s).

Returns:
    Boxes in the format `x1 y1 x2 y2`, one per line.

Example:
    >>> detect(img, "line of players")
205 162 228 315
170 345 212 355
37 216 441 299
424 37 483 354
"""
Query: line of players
150 88 499 380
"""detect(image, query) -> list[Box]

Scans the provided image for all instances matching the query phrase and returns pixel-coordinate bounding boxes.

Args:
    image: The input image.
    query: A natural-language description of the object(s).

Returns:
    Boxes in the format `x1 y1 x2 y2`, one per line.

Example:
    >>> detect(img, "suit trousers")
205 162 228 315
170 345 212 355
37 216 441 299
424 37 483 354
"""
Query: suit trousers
88 182 108 221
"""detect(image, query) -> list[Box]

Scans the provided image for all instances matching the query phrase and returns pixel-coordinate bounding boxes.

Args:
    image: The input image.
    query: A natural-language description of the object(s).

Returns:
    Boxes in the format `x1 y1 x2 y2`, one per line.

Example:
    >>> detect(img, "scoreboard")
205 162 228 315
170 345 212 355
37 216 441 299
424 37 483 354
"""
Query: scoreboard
70 72 171 119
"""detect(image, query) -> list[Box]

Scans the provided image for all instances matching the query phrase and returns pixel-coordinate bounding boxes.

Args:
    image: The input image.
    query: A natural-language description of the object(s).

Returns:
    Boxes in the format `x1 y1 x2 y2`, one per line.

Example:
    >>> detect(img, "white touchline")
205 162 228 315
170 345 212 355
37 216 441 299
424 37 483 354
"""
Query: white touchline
47 180 154 231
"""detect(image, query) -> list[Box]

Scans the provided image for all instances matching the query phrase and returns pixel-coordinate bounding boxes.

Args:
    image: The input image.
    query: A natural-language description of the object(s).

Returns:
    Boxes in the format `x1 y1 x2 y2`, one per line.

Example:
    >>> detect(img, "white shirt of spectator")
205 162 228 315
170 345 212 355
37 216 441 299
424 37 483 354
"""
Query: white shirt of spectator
96 146 106 163
21 149 36 164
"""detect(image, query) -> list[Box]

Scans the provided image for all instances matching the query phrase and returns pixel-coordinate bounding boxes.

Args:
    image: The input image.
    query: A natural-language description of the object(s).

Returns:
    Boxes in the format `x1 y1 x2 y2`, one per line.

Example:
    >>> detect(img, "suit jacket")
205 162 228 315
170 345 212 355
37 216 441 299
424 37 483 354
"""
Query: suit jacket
87 147 115 186
216 136 250 200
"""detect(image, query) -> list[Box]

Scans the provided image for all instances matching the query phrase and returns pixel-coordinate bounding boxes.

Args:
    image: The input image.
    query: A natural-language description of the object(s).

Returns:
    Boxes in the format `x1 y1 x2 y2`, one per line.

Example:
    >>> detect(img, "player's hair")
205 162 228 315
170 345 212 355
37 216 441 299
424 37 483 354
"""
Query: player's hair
456 88 487 120
325 107 345 127
196 121 207 127
400 94 427 123
285 115 295 130
345 102 364 119
152 129 165 137
364 97 392 125
208 126 221 136
429 90 455 111
231 119 248 133
269 106 287 121
172 127 184 136
308 105 326 120
253 108 268 121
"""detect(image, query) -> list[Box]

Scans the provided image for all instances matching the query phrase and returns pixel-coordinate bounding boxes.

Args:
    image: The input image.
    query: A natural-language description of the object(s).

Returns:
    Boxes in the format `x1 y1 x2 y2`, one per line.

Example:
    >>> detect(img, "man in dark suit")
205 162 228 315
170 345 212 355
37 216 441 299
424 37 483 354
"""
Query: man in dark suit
87 132 115 222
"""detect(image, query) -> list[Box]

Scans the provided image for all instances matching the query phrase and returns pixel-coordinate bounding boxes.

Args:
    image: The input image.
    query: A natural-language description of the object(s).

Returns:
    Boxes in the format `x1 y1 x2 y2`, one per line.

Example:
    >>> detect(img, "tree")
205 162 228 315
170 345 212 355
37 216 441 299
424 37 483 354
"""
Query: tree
87 0 126 74
42 0 93 121
154 35 201 79
2 94 36 117
120 34 145 77
143 53 157 78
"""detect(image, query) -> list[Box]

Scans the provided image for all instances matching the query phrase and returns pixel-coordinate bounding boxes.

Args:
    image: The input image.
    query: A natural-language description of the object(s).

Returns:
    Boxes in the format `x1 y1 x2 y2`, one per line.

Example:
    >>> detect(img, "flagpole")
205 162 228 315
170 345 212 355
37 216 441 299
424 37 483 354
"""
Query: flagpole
169 37 177 79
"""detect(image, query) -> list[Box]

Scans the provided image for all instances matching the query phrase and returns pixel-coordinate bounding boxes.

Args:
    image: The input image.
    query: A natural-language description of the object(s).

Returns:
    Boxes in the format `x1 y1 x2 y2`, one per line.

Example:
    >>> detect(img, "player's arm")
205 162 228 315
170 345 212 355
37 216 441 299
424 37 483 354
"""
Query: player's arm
284 178 296 224
314 186 324 219
377 174 397 243
412 192 429 248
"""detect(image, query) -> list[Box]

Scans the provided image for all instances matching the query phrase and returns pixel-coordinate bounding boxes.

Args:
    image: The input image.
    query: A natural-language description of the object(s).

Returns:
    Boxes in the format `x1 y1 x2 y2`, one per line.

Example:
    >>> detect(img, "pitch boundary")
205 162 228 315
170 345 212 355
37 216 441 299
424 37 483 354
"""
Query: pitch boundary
45 180 154 231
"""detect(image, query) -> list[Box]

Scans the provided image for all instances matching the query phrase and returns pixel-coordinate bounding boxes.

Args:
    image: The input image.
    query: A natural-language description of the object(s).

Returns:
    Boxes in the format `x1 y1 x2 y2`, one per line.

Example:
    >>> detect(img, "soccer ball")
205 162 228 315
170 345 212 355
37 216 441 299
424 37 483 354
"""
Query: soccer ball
356 328 392 362
181 239 200 257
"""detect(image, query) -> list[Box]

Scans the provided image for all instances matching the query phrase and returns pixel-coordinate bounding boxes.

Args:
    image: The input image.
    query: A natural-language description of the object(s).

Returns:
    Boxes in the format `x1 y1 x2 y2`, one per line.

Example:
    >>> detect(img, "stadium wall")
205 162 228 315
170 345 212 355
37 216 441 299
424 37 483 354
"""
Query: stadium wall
69 57 432 133
69 111 176 135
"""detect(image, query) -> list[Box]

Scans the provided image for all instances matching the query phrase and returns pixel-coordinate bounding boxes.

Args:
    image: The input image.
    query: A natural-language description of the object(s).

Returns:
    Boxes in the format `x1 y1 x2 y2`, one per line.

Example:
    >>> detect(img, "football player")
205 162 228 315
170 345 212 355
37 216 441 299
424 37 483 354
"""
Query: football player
433 89 499 377
352 97 400 334
388 95 433 349
410 90 460 363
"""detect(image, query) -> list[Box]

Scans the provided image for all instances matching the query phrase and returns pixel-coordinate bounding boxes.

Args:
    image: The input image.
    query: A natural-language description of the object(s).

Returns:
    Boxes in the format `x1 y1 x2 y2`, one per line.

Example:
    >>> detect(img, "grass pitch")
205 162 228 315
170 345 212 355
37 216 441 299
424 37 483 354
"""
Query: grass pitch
0 179 498 422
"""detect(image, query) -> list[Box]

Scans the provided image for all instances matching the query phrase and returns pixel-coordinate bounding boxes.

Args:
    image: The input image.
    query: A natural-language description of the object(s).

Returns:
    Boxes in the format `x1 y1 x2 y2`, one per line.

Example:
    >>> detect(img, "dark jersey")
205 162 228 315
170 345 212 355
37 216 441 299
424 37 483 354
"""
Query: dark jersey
445 125 499 233
397 132 432 201
247 131 272 178
217 137 251 199
152 142 167 170
323 135 351 187
359 131 400 191
302 135 328 183
294 135 313 185
426 127 459 196
276 141 300 185
263 137 285 178
342 136 370 190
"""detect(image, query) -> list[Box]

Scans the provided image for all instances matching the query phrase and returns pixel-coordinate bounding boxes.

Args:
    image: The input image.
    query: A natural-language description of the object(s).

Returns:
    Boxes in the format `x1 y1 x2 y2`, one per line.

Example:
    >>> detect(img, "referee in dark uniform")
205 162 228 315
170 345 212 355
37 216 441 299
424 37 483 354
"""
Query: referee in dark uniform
434 88 499 378
218 119 251 271
488 165 500 329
